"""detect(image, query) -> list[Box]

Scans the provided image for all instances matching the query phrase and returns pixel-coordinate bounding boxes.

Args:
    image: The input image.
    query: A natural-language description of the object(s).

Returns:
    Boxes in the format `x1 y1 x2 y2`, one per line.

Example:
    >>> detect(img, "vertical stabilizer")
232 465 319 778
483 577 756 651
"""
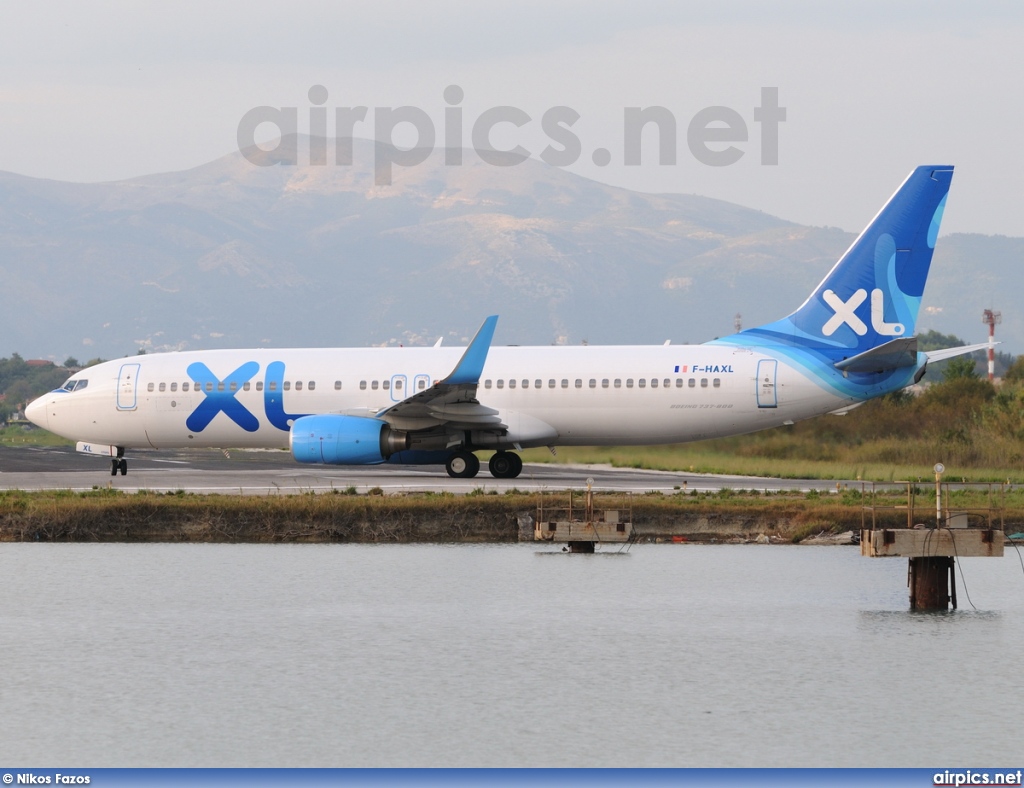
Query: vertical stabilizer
737 166 953 356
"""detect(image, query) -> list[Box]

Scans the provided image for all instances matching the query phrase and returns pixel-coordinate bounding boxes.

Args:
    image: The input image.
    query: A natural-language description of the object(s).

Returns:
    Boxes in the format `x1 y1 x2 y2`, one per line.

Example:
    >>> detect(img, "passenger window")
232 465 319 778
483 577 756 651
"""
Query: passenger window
626 379 634 388
509 379 516 389
638 379 646 388
256 381 264 392
360 381 367 390
217 382 225 392
675 379 682 388
393 380 401 390
371 381 379 390
589 379 597 388
688 378 696 388
206 382 215 393
548 379 555 388
650 378 658 388
382 380 389 390
497 380 504 389
535 379 542 389
713 378 721 388
561 379 569 388
418 379 427 390
295 381 303 391
170 382 177 392
664 379 670 388
147 382 155 392
601 379 609 388
485 380 492 389
229 382 237 392
283 381 291 391
701 378 708 388
614 379 621 388
159 382 166 392
309 381 316 391
182 382 190 392
522 379 529 389
268 381 277 392
334 381 342 390
575 379 583 388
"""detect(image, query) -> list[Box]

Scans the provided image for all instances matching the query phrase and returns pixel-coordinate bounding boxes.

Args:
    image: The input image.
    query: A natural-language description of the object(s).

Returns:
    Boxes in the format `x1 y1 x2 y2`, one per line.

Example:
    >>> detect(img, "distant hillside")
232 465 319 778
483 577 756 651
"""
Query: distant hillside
0 137 1018 359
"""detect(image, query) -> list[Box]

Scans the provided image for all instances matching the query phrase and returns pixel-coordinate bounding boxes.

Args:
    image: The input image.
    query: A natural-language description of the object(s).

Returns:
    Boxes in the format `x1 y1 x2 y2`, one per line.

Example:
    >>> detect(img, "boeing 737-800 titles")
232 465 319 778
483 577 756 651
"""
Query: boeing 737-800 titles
27 166 982 479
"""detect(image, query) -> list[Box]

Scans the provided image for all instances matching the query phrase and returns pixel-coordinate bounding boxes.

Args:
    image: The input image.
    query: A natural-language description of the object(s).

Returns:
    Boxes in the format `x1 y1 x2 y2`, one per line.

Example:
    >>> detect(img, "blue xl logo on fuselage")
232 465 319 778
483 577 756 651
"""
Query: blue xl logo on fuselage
186 361 309 433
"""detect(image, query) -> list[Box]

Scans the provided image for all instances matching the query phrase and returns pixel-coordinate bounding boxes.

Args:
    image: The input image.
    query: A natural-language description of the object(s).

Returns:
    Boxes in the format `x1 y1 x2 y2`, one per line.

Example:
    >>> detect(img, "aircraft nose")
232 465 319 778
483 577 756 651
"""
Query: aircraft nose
25 395 49 430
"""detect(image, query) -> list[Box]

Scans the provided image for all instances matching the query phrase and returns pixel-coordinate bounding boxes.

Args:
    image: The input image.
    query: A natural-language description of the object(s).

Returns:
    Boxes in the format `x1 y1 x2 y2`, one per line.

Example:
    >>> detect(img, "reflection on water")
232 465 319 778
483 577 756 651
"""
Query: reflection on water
1 543 1021 767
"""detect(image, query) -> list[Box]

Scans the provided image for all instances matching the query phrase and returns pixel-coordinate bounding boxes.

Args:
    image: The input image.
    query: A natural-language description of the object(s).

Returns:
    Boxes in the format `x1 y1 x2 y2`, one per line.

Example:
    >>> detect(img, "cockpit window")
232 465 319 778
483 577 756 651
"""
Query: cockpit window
60 378 88 392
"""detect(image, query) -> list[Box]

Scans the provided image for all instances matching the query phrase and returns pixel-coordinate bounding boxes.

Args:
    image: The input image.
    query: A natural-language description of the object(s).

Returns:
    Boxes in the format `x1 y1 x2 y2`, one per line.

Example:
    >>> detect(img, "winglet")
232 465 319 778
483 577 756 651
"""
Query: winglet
443 316 498 385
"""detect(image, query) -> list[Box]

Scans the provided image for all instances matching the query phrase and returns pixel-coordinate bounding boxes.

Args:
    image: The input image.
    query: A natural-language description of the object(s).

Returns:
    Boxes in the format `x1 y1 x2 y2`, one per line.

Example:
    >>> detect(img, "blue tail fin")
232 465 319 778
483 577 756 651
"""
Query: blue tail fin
737 165 953 357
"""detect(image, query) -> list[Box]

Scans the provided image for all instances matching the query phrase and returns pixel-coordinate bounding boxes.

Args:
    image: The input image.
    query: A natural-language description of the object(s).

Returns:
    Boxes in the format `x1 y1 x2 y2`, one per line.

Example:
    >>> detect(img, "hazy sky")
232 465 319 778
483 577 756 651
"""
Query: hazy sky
2 0 1022 236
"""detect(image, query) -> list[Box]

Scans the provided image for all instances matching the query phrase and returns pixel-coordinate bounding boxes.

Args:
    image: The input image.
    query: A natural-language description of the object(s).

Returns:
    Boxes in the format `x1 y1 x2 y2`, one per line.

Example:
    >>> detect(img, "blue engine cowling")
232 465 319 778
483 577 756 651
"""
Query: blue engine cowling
290 414 409 465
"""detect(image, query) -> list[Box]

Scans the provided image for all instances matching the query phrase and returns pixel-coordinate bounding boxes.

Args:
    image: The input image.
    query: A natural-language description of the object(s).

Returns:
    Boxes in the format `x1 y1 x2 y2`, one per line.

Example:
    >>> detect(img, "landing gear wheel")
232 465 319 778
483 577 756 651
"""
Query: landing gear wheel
119 459 128 476
488 451 523 479
446 451 480 479
112 458 127 476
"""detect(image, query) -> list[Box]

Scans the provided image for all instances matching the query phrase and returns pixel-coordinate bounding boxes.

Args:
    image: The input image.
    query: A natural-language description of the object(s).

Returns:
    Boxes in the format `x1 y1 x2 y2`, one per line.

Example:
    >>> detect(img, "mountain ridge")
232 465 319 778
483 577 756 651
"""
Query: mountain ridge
0 138 1018 359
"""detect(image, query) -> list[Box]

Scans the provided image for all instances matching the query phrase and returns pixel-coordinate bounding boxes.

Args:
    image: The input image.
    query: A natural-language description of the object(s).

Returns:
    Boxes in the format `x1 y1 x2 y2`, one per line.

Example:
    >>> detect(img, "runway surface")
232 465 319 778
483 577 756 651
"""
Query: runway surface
0 445 862 495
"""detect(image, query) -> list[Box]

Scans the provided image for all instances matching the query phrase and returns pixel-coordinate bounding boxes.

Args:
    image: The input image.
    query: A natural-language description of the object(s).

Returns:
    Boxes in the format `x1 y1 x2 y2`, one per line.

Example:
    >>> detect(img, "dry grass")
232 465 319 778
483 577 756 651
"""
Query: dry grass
2 487 1022 543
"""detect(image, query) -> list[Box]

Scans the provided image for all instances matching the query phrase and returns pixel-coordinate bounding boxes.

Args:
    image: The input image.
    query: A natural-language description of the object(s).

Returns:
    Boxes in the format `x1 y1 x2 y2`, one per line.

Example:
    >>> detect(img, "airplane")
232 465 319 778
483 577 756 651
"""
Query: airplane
26 165 985 479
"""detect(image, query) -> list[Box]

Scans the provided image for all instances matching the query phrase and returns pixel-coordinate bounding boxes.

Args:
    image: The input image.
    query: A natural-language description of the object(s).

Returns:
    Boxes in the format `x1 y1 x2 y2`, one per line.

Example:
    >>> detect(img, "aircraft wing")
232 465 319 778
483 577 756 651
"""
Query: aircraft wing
375 316 506 432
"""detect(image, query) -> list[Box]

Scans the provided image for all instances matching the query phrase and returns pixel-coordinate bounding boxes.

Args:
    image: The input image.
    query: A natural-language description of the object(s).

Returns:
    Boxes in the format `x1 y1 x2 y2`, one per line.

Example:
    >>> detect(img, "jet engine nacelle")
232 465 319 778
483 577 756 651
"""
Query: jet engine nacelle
290 415 410 465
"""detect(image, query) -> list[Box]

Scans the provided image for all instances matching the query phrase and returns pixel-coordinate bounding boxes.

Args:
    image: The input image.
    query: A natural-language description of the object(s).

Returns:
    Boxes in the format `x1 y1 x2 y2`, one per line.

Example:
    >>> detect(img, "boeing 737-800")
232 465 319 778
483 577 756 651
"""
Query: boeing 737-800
26 165 980 479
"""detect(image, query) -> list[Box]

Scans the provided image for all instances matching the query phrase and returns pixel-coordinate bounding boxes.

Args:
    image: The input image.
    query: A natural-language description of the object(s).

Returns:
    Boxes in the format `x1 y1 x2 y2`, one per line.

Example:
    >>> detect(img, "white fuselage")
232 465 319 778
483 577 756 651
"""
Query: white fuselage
29 343 852 452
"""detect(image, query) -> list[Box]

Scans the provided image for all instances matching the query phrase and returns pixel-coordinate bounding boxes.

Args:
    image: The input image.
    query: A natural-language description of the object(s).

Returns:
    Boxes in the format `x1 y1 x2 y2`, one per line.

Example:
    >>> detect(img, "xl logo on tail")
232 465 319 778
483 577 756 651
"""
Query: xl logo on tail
822 289 904 337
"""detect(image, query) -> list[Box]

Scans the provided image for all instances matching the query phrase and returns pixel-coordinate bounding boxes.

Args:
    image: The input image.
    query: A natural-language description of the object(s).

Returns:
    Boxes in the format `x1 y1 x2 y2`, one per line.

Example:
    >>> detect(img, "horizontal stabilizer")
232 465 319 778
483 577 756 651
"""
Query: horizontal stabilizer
924 342 994 363
834 337 918 374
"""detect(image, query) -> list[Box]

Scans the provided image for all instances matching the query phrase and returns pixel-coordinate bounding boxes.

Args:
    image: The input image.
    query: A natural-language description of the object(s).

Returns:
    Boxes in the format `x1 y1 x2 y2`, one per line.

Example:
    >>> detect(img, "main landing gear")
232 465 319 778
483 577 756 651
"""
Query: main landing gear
445 450 480 479
444 450 523 479
110 447 127 476
488 451 522 479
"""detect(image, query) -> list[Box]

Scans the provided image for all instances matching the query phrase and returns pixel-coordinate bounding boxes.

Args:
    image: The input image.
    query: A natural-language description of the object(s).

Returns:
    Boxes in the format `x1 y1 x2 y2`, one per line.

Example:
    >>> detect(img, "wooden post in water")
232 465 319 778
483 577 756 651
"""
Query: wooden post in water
907 463 954 610
908 556 955 610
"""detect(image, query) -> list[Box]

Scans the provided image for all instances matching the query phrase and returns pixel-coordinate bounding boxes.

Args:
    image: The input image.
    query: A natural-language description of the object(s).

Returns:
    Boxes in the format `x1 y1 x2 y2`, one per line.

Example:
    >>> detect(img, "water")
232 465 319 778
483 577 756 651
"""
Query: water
1 542 1021 767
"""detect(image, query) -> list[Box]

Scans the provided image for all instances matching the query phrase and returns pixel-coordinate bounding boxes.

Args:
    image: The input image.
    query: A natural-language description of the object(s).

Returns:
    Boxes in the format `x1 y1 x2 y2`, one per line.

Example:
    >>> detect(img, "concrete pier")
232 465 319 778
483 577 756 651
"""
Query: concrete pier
862 528 1003 610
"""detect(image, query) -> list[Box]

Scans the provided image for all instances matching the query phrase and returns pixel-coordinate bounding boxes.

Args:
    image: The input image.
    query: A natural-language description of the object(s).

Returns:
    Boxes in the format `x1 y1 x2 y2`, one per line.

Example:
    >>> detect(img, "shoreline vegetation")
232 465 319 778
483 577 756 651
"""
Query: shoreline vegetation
2 487 1021 544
